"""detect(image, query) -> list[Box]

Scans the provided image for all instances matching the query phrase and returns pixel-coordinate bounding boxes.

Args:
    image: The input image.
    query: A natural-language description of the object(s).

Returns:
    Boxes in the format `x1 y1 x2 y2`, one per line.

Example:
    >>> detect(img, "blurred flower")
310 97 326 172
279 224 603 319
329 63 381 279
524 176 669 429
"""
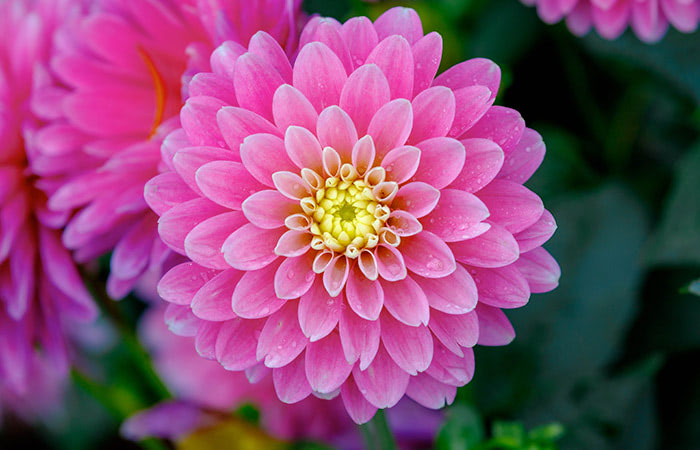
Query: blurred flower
30 0 303 299
148 6 559 423
0 0 97 416
521 0 700 42
123 306 441 448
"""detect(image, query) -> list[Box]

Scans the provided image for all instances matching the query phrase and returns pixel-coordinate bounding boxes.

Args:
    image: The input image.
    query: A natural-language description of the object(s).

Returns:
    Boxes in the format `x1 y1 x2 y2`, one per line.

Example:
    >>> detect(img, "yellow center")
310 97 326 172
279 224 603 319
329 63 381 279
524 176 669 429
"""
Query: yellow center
301 176 388 257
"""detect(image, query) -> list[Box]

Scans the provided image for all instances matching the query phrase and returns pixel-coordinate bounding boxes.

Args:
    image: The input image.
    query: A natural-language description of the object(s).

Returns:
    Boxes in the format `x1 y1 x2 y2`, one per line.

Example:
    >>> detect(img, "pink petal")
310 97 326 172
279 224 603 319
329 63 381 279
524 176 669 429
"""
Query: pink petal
416 264 478 314
301 19 353 74
375 244 407 282
158 198 227 254
248 31 293 83
195 321 222 360
233 52 285 121
272 84 319 134
323 255 350 297
476 180 544 234
210 40 246 79
412 137 465 190
217 106 281 158
374 7 424 44
272 171 312 201
240 133 297 187
450 85 493 138
352 135 377 176
475 304 515 346
231 261 286 318
423 189 490 243
405 374 456 409
110 215 157 280
191 269 241 321
514 248 560 293
591 0 631 39
215 318 265 370
339 64 391 136
426 342 475 387
181 96 228 148
353 345 410 408
258 302 308 368
393 182 440 218
367 99 413 159
196 161 266 210
412 32 442 96
173 146 234 197
299 279 343 341
305 333 353 394
515 209 557 253
381 312 433 375
144 172 197 216
433 58 501 102
429 310 479 353
273 354 313 403
386 210 423 237
462 106 525 154
189 73 237 105
662 0 700 32
497 128 545 184
346 264 384 321
157 263 218 306
339 307 381 370
450 138 505 193
317 106 358 161
469 265 530 309
400 231 456 278
274 252 317 299
381 145 421 184
222 224 282 271
284 126 323 172
341 377 378 424
381 276 429 326
340 17 379 68
365 35 414 99
293 42 347 112
185 211 247 270
242 190 299 229
408 86 456 144
274 230 312 257
449 222 519 268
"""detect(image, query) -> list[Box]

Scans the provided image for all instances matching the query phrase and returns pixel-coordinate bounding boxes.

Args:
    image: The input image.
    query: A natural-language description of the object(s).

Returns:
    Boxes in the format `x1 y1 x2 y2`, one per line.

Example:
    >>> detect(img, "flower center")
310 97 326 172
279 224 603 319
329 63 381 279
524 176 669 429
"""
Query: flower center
305 177 386 255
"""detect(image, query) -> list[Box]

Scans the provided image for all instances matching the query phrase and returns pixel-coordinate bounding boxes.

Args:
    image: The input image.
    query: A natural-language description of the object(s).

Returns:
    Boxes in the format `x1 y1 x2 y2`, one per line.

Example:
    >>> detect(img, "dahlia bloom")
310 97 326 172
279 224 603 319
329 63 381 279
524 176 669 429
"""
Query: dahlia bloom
149 7 560 422
31 0 303 299
1 0 96 409
123 307 440 447
521 0 700 42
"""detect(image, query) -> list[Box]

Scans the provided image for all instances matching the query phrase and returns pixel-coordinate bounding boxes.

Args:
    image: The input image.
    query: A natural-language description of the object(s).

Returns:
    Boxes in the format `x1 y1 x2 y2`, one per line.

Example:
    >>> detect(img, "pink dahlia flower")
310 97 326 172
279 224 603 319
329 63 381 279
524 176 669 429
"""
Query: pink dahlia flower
521 0 700 42
31 0 303 299
124 306 440 447
149 7 560 423
1 0 97 408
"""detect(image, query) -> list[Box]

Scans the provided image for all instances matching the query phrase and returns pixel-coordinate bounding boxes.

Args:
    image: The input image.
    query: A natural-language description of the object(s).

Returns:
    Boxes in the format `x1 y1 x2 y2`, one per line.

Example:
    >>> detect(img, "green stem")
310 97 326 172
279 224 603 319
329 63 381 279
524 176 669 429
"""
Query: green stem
360 410 397 450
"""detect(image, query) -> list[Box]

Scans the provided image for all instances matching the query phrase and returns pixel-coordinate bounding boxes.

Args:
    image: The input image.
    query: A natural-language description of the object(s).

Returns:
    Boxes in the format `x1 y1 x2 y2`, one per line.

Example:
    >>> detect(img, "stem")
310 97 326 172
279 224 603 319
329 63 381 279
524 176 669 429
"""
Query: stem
360 410 397 450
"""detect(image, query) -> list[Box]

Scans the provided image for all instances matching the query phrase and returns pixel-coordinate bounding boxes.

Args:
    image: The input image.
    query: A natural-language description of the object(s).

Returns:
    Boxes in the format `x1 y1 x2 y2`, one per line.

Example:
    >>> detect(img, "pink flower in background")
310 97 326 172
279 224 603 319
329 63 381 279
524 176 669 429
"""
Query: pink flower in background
149 7 560 423
0 0 97 411
122 307 441 448
521 0 700 42
31 0 303 299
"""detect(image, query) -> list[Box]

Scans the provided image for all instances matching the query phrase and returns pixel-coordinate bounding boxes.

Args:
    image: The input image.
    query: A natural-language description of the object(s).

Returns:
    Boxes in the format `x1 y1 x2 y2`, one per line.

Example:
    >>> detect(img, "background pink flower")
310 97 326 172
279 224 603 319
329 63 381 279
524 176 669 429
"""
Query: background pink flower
125 306 441 447
521 0 700 42
0 0 97 412
31 0 303 299
148 7 560 423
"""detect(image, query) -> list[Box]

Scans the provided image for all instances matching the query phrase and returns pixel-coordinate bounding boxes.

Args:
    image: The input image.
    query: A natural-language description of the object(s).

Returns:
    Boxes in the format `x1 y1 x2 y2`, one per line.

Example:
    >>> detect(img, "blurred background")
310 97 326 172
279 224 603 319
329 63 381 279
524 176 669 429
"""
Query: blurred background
2 0 699 449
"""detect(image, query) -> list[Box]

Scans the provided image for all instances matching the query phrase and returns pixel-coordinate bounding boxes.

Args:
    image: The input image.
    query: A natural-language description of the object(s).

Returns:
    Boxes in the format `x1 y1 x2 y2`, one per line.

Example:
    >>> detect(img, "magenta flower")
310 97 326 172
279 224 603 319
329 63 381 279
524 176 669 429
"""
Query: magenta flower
1 0 96 408
31 0 303 299
149 7 560 423
521 0 699 42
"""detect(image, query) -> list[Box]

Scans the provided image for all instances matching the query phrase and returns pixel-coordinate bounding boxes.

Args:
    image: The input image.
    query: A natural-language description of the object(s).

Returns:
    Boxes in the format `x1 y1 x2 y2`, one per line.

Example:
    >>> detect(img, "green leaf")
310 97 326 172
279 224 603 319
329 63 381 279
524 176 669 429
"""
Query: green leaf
645 142 700 266
436 404 485 450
